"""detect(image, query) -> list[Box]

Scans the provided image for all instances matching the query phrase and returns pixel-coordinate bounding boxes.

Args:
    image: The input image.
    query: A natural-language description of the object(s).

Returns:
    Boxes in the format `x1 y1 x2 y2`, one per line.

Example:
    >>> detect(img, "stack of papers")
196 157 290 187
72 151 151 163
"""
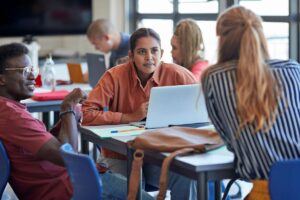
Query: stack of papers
82 125 145 138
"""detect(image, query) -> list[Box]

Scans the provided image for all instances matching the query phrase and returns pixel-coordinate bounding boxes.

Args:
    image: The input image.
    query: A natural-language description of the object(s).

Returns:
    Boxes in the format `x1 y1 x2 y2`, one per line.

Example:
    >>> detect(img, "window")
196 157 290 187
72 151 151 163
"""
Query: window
138 19 173 61
240 0 290 59
196 21 217 62
130 0 300 63
131 0 218 64
263 22 289 60
239 0 289 16
137 0 173 13
179 0 219 13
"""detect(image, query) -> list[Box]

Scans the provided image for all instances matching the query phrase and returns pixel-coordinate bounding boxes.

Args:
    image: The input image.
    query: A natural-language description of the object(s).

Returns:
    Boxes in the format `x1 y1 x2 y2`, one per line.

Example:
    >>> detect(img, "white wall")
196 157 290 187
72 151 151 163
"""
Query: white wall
0 0 126 57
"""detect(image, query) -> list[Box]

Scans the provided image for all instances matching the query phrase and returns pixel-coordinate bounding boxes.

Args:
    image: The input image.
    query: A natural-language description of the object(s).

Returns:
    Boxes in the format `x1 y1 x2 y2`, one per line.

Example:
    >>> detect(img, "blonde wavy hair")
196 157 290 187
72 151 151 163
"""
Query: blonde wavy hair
173 19 205 70
216 6 281 133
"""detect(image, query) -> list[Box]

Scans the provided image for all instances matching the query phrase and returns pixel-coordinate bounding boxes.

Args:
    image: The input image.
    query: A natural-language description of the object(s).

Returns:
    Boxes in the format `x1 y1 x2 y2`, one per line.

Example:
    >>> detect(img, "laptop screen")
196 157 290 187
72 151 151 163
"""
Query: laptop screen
86 53 107 88
145 84 210 129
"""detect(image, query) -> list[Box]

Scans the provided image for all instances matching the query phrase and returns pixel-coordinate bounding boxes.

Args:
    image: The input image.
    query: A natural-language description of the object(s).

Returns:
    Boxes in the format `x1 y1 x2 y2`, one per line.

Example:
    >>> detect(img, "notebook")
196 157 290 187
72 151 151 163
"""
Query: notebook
131 84 210 129
86 53 107 87
32 90 69 101
67 63 85 83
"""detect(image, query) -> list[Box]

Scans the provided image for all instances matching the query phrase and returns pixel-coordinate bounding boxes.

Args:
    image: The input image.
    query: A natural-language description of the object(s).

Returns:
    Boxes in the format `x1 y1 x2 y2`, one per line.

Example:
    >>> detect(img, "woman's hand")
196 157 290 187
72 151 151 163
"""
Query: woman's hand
121 102 149 123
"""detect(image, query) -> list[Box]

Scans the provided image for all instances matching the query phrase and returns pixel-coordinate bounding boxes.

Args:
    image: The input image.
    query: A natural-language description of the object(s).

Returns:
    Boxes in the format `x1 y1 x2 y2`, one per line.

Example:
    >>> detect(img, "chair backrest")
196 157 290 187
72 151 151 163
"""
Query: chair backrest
269 159 300 200
60 143 102 200
0 140 10 197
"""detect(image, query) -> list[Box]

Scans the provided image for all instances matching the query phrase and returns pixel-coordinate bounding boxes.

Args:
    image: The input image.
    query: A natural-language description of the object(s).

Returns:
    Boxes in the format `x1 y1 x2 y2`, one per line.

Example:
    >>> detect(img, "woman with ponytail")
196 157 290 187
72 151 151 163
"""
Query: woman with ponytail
202 6 300 199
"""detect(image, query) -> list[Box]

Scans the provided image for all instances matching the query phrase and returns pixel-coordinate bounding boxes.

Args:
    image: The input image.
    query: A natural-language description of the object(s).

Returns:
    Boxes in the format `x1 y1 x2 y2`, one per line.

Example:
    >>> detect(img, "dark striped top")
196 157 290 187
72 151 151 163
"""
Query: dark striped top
202 59 300 180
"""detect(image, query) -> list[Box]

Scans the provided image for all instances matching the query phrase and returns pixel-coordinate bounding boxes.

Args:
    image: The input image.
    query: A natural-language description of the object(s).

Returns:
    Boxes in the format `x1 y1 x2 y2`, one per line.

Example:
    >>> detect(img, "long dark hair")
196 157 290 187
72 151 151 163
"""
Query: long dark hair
129 28 161 52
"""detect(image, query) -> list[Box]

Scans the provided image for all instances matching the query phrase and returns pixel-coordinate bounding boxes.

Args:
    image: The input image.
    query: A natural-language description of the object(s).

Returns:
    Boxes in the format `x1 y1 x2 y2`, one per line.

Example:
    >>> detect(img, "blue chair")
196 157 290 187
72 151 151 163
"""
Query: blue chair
269 159 300 200
0 140 10 198
60 143 102 200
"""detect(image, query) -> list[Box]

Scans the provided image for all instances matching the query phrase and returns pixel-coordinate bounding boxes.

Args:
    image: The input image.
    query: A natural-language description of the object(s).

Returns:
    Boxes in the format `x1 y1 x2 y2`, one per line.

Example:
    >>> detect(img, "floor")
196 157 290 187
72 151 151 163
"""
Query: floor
225 179 253 200
1 184 18 200
1 180 252 200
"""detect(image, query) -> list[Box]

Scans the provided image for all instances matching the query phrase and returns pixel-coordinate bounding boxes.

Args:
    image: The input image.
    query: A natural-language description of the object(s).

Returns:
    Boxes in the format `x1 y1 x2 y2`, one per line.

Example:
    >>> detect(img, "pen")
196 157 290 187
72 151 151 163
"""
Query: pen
110 128 144 133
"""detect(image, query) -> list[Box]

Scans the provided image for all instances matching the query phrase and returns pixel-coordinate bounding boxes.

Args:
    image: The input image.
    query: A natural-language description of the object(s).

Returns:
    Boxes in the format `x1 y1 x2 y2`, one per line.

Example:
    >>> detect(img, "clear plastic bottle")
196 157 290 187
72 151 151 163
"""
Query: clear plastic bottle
42 55 56 91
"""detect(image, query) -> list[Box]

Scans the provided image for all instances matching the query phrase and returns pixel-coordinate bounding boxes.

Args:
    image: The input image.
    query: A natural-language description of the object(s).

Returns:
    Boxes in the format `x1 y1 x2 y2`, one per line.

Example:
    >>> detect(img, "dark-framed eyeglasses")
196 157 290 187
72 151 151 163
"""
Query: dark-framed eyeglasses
4 66 39 79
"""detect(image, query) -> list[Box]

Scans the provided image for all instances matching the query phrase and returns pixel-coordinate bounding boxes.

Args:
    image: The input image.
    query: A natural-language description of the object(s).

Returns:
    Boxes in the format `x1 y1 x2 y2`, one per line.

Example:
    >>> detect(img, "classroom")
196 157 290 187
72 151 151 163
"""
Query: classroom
0 0 299 200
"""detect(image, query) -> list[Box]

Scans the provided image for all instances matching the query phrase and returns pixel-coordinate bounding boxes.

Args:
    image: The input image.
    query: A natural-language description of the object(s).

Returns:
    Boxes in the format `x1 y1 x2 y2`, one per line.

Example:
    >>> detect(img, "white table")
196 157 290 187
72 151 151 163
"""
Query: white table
22 83 92 128
79 125 236 200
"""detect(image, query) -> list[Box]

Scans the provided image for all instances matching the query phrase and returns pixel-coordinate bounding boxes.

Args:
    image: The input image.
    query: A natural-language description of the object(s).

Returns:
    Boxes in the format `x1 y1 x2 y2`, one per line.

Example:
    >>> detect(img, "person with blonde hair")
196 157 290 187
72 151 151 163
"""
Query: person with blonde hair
171 18 208 80
202 6 300 199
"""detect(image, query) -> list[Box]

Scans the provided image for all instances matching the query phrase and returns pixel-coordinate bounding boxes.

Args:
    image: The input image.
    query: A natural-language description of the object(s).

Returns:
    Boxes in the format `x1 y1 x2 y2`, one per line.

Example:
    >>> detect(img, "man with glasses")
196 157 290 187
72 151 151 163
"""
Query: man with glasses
4 65 39 79
0 42 86 200
0 43 153 200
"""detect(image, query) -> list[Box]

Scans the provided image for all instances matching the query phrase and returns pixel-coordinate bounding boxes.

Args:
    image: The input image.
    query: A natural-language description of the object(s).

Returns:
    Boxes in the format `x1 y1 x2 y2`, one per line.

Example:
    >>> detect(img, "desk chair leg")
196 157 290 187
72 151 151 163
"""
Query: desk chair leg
53 111 59 124
42 112 50 130
92 144 98 161
81 138 89 155
215 181 222 200
197 173 208 200
127 148 133 196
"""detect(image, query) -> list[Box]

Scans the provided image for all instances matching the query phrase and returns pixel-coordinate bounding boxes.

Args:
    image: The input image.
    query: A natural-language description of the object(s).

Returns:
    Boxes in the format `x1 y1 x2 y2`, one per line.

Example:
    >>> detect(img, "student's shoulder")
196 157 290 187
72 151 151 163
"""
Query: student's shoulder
204 61 236 77
269 59 300 70
0 97 21 111
159 62 197 83
0 98 29 120
100 63 132 83
106 63 131 75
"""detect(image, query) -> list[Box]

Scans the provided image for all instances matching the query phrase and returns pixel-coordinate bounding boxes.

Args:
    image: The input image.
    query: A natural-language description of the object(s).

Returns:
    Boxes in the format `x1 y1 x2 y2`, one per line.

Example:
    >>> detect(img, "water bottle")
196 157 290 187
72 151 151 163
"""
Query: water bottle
42 55 56 91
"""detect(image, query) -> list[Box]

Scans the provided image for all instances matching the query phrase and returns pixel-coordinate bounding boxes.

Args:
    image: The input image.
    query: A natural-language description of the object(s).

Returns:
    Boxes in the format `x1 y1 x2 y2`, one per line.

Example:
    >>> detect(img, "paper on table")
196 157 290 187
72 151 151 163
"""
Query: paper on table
197 124 215 131
82 125 146 138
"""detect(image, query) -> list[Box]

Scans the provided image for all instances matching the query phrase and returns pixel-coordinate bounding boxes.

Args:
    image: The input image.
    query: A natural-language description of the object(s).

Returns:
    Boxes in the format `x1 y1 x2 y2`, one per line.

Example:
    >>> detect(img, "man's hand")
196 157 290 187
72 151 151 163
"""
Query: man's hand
61 88 87 118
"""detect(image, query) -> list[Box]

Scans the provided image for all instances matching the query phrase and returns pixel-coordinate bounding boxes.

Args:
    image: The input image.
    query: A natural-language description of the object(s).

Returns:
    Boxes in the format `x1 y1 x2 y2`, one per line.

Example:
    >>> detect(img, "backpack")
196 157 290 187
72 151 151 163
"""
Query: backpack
127 126 224 200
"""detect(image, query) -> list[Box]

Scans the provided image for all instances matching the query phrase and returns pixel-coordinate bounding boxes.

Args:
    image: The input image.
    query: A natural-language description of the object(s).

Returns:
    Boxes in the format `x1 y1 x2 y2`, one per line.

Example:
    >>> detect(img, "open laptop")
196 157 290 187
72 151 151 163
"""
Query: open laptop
131 84 210 129
86 53 107 87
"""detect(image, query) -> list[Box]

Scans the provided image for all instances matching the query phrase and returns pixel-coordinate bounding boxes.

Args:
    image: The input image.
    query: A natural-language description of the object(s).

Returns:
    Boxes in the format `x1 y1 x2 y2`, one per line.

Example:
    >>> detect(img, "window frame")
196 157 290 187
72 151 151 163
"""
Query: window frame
129 0 300 62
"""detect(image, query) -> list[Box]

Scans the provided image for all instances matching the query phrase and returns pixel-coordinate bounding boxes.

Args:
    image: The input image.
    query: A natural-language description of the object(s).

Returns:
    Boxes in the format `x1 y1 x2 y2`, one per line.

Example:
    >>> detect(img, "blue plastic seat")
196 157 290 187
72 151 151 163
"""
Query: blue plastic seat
60 143 102 200
269 159 300 200
0 140 10 198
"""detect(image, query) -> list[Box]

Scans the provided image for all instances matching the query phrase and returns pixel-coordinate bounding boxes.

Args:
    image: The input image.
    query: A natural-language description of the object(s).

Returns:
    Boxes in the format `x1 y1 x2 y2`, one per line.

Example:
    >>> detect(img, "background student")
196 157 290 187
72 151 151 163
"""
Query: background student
82 28 197 200
171 18 209 80
87 18 130 68
0 43 153 200
201 6 300 200
84 18 130 82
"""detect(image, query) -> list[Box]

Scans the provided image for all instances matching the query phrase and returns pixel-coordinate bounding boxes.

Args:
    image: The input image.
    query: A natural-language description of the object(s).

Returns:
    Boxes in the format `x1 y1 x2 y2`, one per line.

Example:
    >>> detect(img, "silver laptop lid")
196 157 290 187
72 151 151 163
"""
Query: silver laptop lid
145 84 209 129
86 53 106 88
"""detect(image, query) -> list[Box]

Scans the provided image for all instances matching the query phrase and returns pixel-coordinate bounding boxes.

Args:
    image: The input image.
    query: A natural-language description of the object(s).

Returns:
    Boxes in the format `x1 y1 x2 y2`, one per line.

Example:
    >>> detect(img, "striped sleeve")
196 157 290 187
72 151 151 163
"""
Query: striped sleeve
202 59 300 179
